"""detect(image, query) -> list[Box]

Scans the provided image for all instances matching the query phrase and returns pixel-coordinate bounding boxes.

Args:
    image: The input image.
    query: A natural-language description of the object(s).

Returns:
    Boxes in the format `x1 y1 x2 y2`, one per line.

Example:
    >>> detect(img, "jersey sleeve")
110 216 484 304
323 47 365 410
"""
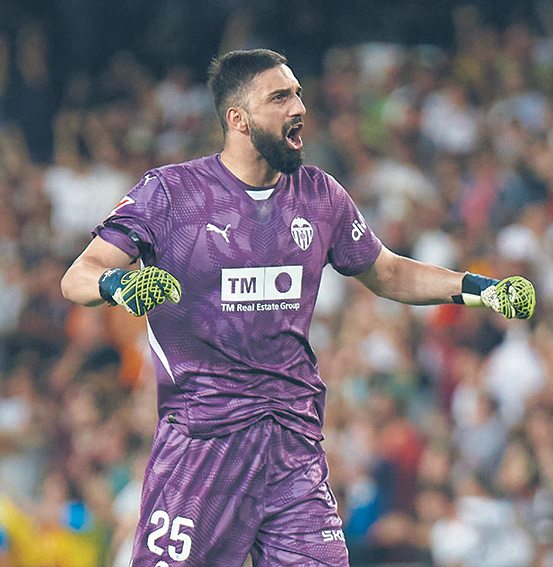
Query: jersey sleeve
92 171 172 264
325 174 382 276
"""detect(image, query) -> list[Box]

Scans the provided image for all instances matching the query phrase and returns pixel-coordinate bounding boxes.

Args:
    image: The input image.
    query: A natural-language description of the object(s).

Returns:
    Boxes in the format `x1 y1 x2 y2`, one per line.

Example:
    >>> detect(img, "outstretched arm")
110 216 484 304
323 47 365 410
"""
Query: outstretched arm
356 246 536 319
355 246 463 305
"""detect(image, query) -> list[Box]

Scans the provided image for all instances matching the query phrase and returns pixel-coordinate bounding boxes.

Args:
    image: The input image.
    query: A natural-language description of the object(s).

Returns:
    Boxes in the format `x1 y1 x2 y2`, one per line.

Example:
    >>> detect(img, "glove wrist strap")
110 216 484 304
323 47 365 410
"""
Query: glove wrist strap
452 272 499 306
98 268 127 306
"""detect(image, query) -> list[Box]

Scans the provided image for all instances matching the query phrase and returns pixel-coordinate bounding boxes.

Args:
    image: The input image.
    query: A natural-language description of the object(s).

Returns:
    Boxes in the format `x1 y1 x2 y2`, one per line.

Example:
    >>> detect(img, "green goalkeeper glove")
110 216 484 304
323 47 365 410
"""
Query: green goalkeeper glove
453 272 536 319
98 267 181 317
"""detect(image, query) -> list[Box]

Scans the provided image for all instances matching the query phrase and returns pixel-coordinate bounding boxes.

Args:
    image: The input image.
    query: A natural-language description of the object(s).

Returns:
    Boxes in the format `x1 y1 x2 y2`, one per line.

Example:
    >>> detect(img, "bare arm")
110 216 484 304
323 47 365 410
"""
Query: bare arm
355 246 464 305
61 237 136 306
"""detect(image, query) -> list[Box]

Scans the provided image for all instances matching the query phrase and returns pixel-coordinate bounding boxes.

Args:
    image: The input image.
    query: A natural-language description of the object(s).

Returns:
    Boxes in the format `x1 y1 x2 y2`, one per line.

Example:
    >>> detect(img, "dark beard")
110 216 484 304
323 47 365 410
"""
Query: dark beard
249 120 303 175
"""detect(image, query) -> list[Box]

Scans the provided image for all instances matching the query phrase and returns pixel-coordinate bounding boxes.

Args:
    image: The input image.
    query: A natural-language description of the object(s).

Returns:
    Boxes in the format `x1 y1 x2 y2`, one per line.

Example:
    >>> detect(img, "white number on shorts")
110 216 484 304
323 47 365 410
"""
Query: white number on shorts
148 510 170 555
168 516 194 561
147 510 194 561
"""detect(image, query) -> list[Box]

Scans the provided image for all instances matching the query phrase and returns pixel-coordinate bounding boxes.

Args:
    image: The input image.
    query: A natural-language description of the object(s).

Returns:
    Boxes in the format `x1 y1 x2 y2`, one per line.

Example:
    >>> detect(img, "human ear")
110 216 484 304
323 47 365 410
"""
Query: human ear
226 108 249 134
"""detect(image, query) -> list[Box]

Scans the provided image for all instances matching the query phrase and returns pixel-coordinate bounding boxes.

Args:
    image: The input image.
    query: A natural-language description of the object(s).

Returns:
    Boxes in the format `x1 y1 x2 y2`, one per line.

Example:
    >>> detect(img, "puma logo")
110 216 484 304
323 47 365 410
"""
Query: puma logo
206 223 231 243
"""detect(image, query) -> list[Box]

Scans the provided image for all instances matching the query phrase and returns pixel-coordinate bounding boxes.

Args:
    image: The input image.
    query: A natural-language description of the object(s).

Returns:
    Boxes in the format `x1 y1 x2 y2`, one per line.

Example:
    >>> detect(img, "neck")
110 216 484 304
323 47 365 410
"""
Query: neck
220 145 281 188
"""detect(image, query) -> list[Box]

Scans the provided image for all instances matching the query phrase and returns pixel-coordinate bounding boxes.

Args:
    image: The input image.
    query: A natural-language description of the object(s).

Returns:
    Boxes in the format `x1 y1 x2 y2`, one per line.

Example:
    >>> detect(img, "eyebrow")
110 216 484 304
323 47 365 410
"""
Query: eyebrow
268 85 303 99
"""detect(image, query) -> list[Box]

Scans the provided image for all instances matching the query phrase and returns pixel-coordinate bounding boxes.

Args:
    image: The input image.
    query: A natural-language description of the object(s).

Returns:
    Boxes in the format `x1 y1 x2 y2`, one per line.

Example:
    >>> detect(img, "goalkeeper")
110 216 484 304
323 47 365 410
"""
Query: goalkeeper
60 48 535 567
63 251 534 321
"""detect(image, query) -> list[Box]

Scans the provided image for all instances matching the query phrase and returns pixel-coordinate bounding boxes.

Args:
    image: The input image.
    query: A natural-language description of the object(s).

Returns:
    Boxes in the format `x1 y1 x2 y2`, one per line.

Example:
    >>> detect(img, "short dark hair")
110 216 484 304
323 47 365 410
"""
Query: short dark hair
207 49 287 134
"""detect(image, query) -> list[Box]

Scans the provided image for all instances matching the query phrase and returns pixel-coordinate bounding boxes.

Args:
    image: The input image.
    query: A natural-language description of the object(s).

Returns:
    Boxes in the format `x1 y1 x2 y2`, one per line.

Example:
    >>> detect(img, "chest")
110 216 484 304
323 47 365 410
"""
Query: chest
165 185 333 302
188 187 329 265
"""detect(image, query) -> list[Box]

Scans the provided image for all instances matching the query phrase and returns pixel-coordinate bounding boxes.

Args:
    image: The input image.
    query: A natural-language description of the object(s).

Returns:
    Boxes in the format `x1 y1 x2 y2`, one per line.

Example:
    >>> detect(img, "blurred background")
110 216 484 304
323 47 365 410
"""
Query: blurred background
1 0 553 566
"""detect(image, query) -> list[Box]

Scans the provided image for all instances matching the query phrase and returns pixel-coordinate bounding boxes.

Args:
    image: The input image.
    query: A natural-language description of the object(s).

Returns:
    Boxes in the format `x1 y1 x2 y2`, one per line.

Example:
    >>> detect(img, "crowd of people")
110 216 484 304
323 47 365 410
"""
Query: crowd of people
1 5 553 566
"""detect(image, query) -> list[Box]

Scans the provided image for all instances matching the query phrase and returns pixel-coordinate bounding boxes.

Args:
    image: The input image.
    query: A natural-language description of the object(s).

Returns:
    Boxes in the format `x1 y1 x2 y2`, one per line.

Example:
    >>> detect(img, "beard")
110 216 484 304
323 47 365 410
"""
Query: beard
249 119 303 175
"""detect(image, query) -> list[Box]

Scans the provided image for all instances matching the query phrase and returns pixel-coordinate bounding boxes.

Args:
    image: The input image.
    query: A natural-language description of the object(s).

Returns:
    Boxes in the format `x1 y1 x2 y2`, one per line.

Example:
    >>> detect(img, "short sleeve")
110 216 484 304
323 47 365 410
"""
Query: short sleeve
325 175 382 276
92 171 172 264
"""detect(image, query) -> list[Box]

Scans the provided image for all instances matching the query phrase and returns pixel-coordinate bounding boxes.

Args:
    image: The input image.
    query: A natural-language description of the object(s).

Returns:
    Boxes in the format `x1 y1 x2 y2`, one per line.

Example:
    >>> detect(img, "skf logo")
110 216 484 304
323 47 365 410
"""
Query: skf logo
291 217 313 250
351 215 367 241
221 266 303 301
322 529 345 543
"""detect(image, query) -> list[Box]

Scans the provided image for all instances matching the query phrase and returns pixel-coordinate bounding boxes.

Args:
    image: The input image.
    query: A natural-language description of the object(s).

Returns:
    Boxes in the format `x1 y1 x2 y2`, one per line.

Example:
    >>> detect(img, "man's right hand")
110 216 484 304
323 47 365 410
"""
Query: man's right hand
99 266 181 317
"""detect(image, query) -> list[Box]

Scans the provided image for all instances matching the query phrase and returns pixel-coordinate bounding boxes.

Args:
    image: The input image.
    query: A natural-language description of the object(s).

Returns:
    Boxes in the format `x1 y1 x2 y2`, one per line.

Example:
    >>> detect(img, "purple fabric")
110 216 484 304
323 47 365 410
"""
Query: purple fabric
130 417 348 566
94 154 382 440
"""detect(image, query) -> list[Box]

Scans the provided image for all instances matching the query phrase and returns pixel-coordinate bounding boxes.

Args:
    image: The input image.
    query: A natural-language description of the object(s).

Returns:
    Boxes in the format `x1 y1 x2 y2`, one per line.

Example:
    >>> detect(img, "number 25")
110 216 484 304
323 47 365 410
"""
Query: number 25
147 510 194 561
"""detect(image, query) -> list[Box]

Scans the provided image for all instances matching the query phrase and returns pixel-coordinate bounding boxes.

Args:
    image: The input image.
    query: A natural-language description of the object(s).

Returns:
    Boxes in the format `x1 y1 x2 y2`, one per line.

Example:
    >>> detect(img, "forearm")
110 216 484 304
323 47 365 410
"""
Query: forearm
61 236 181 317
61 237 136 306
355 246 536 319
355 246 463 305
61 255 113 306
383 262 463 305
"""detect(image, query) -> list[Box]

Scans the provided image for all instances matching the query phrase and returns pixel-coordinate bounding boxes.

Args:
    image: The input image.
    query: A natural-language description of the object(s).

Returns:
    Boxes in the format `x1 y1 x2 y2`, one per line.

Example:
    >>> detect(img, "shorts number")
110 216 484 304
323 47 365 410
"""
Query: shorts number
147 510 194 561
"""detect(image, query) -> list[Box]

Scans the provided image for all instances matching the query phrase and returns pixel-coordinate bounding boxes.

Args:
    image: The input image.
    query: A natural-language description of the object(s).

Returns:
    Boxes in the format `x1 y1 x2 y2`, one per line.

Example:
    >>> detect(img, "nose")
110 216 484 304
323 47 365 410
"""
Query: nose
292 94 306 117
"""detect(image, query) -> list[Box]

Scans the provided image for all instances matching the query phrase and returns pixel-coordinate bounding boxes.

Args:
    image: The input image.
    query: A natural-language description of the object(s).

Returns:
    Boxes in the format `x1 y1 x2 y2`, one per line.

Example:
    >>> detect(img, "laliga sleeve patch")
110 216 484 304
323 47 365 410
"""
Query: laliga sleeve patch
108 196 135 217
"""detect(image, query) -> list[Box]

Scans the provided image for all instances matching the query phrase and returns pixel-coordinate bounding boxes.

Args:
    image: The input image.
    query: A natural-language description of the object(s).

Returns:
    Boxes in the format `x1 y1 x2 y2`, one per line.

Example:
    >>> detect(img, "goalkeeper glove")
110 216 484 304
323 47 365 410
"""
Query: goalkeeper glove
453 272 536 319
98 267 181 317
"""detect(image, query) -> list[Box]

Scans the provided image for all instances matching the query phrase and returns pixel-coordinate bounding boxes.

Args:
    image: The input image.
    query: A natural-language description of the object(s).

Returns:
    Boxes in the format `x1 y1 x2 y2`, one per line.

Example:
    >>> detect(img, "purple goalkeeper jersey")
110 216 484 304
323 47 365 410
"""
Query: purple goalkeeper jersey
94 154 381 440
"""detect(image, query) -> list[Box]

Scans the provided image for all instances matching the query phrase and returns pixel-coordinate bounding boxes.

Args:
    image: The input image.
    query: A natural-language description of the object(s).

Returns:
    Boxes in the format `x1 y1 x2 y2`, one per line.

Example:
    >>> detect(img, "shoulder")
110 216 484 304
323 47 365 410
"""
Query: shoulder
294 165 349 205
292 164 343 193
138 155 219 202
297 164 330 183
153 154 217 183
300 164 345 187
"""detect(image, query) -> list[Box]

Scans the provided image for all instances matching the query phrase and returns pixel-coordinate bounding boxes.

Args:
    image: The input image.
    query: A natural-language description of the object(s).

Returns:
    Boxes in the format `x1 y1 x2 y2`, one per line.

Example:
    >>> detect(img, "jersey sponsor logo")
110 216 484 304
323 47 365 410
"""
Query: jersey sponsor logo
351 215 368 241
221 266 303 302
108 196 135 217
291 217 313 250
206 223 231 243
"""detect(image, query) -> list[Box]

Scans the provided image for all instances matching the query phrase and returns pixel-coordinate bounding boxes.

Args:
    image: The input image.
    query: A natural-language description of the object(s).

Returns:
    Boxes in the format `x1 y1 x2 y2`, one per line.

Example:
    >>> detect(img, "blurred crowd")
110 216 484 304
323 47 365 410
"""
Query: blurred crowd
2 4 553 567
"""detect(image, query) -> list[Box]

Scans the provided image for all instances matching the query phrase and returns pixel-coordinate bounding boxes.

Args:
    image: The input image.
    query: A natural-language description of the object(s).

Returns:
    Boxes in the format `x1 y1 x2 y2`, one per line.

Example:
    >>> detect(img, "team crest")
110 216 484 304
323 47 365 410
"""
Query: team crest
291 217 314 250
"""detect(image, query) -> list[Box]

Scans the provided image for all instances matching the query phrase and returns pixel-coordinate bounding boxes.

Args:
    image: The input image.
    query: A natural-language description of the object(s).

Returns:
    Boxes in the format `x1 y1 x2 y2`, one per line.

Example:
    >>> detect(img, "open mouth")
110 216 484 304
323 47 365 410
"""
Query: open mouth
285 123 303 150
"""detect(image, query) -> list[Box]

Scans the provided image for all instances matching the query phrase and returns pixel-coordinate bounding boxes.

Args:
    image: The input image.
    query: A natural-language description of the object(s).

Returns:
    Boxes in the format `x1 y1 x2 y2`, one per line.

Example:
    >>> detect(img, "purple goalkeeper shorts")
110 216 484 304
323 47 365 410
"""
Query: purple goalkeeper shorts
130 416 349 567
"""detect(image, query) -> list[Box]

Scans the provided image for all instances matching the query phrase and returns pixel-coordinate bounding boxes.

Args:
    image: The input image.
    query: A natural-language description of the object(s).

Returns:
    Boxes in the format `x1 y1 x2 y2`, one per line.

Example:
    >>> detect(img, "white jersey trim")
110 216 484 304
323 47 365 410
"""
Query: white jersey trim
140 258 176 384
245 188 274 200
146 317 176 384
